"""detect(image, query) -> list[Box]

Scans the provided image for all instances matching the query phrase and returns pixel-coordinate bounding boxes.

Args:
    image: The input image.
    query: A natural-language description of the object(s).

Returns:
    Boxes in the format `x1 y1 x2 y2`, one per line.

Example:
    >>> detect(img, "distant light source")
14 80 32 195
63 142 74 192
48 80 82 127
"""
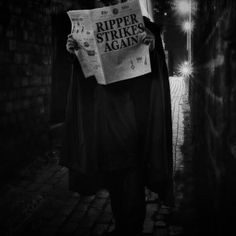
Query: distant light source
173 0 190 15
173 0 198 16
178 61 193 77
182 20 194 32
164 12 168 16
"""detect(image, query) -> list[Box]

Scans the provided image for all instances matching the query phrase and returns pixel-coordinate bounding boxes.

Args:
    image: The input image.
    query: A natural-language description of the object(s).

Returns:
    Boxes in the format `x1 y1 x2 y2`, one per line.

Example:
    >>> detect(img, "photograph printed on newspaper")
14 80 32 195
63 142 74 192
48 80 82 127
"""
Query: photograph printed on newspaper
67 0 151 85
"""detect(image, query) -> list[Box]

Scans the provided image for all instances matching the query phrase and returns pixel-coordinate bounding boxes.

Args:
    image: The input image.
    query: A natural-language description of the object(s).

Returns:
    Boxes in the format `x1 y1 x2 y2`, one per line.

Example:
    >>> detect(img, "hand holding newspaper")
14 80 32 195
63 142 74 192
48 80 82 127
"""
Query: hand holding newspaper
67 0 151 85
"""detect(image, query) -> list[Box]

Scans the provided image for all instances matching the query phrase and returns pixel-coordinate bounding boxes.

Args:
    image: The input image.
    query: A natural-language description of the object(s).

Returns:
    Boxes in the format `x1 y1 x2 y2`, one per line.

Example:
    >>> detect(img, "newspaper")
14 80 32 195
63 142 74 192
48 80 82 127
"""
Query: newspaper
67 0 151 85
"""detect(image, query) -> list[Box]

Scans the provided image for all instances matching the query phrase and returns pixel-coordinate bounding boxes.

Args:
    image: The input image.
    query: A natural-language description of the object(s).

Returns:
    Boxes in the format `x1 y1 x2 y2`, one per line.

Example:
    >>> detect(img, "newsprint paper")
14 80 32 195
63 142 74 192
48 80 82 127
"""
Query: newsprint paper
67 0 151 85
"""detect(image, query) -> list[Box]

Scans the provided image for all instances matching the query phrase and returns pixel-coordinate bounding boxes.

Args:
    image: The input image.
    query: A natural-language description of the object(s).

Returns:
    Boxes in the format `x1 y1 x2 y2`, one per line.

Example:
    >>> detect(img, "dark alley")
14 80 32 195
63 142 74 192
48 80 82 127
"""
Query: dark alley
0 76 192 236
0 1 236 236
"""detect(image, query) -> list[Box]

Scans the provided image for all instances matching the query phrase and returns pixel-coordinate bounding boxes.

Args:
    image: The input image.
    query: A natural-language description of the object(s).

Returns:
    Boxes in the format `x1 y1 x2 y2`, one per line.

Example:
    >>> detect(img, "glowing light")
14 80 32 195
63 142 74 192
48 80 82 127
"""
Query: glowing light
172 0 198 16
173 0 190 15
178 61 193 78
182 20 194 32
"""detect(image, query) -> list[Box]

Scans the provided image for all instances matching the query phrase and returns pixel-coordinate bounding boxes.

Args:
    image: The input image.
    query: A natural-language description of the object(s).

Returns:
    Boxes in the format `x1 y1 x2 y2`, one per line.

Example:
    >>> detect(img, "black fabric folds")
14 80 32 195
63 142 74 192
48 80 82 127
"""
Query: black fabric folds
60 17 174 206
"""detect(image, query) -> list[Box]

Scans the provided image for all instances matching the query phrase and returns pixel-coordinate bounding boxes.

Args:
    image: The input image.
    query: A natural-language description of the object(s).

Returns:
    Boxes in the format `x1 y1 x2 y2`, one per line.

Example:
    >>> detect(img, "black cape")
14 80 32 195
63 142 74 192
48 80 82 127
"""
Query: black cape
61 17 174 206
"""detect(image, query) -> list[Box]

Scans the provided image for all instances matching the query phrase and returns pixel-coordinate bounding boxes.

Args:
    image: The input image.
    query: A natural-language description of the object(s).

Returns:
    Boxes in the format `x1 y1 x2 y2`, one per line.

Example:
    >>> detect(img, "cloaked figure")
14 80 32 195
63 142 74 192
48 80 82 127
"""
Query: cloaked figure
61 1 174 235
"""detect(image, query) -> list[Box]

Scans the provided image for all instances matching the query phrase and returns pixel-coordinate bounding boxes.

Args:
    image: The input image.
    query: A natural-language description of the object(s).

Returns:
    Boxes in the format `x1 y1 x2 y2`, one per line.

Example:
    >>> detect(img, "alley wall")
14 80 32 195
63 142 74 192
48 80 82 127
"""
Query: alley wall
190 0 236 234
0 0 92 177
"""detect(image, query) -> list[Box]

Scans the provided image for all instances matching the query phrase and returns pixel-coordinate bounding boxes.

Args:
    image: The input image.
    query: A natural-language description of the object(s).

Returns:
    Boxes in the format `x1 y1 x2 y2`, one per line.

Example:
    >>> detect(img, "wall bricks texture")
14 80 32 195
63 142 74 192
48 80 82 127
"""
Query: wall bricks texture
0 0 96 177
0 0 54 174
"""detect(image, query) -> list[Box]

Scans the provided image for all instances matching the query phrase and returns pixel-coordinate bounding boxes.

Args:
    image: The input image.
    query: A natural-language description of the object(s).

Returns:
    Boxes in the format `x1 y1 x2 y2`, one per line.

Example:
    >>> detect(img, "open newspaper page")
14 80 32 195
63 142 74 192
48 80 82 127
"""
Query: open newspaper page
91 0 151 84
67 10 104 79
68 0 151 85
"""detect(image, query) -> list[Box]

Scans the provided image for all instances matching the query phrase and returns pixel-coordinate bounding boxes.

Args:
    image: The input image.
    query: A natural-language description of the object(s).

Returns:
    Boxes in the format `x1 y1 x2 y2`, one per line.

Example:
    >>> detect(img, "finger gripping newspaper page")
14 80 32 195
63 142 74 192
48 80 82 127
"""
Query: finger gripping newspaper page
67 0 151 85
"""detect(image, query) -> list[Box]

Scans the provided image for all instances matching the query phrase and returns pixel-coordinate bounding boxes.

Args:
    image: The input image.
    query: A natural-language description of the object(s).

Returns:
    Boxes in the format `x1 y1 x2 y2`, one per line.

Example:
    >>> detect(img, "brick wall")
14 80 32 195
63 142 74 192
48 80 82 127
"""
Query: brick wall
0 0 95 175
0 0 52 172
190 0 236 234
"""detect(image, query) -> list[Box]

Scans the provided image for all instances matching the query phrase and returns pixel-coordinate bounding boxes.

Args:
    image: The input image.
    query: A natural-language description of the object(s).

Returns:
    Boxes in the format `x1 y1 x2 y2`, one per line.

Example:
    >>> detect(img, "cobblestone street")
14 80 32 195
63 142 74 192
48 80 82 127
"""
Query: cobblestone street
0 76 194 236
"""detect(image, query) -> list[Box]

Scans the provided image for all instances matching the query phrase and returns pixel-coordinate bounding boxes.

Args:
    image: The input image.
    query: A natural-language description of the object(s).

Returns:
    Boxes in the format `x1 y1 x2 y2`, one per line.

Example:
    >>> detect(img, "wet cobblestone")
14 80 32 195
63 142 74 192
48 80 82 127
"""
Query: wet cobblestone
0 76 194 236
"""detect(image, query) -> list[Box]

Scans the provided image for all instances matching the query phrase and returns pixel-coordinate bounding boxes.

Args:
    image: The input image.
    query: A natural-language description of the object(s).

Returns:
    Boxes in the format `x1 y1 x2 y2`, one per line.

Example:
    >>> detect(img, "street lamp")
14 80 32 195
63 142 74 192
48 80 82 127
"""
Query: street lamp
182 20 193 32
173 0 197 17
173 0 191 16
178 61 193 78
173 0 195 69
